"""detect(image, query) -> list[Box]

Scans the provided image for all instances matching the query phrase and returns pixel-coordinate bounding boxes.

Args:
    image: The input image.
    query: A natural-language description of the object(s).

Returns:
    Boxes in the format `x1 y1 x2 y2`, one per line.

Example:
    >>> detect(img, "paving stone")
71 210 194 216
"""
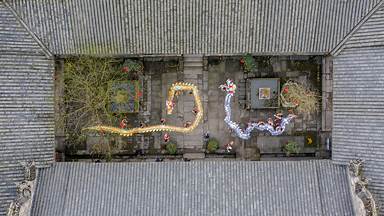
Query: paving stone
286 71 300 77
183 153 205 159
323 79 333 93
272 60 281 72
184 74 198 79
244 147 260 160
281 60 288 72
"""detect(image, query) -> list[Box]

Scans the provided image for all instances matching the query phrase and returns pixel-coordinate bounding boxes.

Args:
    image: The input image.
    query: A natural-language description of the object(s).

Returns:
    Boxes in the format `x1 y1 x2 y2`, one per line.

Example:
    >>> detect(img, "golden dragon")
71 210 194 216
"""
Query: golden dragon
83 82 203 136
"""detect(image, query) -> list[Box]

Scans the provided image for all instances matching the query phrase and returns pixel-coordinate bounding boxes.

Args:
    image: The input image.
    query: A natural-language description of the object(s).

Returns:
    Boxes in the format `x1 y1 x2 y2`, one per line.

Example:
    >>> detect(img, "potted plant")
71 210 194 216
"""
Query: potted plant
120 59 143 80
240 54 257 73
283 141 300 157
166 143 177 155
206 138 219 153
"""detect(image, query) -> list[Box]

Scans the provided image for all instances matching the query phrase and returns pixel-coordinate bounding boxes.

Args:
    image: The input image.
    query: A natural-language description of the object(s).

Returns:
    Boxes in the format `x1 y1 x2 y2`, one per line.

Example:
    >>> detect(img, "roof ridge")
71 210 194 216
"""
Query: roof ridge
330 0 384 56
2 1 53 58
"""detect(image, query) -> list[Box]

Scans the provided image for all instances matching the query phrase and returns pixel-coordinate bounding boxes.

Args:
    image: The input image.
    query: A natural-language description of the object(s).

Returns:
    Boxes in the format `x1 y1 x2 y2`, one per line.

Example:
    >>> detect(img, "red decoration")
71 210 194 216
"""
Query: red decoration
283 87 289 94
121 66 129 73
240 58 245 65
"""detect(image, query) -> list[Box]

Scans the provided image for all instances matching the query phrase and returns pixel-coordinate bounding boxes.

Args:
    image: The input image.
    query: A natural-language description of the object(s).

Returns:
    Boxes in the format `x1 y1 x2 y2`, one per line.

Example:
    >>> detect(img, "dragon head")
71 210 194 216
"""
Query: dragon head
219 79 237 95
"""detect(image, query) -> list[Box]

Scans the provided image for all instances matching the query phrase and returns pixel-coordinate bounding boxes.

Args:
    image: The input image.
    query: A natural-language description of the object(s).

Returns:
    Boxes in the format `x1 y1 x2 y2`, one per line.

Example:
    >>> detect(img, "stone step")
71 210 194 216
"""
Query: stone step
184 74 198 79
183 153 205 159
184 62 203 67
183 142 203 149
183 133 202 141
184 67 203 73
183 69 202 75
184 55 203 60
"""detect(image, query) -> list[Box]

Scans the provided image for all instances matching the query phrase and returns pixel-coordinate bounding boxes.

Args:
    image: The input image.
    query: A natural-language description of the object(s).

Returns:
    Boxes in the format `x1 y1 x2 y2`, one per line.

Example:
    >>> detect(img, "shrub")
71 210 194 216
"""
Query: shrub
283 141 300 157
90 143 113 162
120 59 143 80
166 143 177 155
240 54 257 73
280 80 319 114
61 57 144 154
206 138 219 153
62 57 121 133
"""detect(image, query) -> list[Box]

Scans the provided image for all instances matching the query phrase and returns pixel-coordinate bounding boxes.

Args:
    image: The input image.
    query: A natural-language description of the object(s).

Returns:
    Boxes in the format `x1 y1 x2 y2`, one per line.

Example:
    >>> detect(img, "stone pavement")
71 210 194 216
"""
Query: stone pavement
181 55 205 151
207 58 244 151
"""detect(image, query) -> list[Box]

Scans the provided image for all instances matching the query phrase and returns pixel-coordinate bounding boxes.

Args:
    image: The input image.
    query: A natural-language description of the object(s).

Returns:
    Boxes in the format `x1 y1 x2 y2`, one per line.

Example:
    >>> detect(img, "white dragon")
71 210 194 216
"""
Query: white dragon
219 79 295 140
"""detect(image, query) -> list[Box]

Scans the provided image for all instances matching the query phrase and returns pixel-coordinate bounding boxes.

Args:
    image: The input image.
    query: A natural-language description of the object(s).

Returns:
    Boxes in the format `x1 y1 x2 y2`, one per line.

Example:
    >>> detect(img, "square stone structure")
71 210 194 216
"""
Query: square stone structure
109 80 142 113
250 78 280 109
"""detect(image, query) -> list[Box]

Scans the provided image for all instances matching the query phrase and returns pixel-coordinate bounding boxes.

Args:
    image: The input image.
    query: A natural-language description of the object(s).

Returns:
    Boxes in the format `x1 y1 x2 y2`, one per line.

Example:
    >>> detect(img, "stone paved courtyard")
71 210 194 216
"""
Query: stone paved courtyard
69 56 327 161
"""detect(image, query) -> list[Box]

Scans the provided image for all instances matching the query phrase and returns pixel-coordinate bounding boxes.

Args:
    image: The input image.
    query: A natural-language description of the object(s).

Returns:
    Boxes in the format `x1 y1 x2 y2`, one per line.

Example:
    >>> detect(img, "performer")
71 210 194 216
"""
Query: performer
273 113 283 129
119 119 127 129
192 106 199 115
225 141 234 153
160 118 166 125
184 121 192 128
163 133 170 143
166 100 175 111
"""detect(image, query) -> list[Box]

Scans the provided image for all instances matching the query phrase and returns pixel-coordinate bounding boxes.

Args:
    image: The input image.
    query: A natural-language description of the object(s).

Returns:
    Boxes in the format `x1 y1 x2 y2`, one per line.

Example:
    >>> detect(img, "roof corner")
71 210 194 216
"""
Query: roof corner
330 0 384 56
2 0 54 58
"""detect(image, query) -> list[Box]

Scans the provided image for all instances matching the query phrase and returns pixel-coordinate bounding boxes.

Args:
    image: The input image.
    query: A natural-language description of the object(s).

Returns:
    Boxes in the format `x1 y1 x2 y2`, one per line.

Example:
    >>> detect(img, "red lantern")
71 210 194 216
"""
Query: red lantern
240 58 245 65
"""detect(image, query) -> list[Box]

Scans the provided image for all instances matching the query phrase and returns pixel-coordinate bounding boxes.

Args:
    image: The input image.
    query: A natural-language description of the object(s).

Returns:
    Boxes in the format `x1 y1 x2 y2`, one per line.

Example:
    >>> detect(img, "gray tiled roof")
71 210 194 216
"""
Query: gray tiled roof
0 2 55 215
333 4 384 213
5 0 382 55
344 4 384 49
333 47 384 213
31 160 354 216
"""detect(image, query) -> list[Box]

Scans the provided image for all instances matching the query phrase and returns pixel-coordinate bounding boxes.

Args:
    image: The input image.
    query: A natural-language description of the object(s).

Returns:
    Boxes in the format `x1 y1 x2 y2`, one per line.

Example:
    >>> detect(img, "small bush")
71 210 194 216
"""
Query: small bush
120 59 143 80
166 143 177 155
240 54 257 73
283 141 300 157
207 139 219 153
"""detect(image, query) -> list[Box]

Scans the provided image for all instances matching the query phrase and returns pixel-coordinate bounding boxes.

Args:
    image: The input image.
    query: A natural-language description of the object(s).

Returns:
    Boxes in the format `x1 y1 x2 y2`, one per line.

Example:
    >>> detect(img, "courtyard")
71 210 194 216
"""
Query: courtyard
57 55 329 162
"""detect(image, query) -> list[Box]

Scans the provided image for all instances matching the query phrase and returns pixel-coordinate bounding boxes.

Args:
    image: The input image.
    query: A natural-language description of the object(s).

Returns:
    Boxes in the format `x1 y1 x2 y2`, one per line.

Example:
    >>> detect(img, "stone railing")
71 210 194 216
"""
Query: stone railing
348 159 378 216
7 161 37 216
